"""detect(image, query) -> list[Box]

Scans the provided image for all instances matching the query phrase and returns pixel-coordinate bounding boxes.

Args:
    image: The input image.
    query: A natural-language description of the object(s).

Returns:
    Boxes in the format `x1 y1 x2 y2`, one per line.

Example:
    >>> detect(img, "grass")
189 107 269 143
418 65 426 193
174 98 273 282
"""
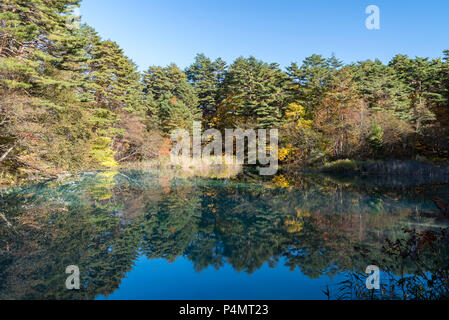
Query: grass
321 159 358 173
122 155 243 179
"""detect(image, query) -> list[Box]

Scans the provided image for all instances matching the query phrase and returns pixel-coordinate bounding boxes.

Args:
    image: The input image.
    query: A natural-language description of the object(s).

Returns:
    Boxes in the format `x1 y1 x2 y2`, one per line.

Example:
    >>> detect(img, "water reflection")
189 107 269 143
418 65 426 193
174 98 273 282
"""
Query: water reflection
0 169 448 299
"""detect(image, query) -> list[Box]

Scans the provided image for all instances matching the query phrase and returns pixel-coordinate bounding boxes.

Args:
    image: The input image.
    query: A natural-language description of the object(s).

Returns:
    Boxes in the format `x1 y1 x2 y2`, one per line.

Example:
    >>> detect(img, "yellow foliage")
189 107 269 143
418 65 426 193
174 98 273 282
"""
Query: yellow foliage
278 144 295 161
89 171 118 200
284 209 311 233
90 137 118 168
296 208 311 218
272 174 290 188
285 103 313 129
284 219 304 233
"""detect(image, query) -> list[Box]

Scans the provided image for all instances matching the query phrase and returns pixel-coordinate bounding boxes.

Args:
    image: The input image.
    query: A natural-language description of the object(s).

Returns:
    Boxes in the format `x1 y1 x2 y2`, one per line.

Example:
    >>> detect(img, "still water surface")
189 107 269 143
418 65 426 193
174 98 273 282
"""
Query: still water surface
1 169 448 300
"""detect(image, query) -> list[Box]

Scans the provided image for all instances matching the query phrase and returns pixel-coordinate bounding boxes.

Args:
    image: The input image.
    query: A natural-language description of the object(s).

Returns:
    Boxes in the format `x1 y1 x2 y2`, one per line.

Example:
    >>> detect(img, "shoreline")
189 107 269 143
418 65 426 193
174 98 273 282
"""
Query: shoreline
3 158 449 188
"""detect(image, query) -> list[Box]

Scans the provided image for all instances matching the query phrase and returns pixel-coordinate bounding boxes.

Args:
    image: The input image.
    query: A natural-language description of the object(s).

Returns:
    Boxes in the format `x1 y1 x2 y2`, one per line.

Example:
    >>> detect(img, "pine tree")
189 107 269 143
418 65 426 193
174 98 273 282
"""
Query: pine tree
186 53 227 122
353 59 411 121
441 50 449 109
389 55 442 132
286 54 339 120
216 56 287 129
143 64 200 133
87 35 147 167
0 0 96 174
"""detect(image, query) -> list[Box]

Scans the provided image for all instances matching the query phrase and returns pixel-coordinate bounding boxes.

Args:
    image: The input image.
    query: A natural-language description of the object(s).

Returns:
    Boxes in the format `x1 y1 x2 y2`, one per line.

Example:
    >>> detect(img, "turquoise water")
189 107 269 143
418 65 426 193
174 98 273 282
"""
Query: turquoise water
1 169 448 300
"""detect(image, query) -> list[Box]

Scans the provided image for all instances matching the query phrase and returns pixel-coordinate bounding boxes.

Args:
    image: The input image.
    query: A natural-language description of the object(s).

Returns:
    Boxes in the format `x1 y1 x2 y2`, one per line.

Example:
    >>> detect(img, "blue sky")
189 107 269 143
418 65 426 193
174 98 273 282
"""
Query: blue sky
80 0 449 71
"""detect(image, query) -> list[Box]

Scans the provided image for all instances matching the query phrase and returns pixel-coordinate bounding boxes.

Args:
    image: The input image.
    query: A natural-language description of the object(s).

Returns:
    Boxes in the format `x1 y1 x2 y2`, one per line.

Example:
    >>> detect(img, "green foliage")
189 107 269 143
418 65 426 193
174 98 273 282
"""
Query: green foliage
216 56 288 129
368 123 384 152
1 0 449 184
286 54 341 119
2 170 445 298
143 64 200 133
389 54 442 132
186 53 227 121
353 60 411 121
0 2 155 182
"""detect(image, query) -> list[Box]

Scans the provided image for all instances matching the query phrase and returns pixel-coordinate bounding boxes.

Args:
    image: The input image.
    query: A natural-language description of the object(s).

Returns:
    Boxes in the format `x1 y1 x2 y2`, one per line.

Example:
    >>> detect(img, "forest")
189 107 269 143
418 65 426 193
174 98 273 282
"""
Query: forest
2 0 449 185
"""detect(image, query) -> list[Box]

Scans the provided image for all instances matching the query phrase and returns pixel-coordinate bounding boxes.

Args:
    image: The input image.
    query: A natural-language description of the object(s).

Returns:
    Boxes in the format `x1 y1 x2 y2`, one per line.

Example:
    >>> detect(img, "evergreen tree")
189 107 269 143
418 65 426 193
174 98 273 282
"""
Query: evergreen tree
143 64 200 132
186 53 227 122
0 0 95 173
389 55 442 132
87 36 148 167
441 50 449 109
352 60 411 121
286 54 339 120
216 56 288 129
2 0 449 182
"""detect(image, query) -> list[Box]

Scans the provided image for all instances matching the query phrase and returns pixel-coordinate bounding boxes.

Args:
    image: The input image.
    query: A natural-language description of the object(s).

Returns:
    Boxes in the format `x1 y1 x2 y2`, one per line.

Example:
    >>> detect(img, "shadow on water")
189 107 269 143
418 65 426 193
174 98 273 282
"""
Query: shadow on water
0 168 448 299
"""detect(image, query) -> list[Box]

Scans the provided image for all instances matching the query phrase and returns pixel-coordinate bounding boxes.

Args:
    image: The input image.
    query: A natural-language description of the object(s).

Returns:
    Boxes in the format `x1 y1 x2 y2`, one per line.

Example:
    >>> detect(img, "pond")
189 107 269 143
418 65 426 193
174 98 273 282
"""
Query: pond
1 168 449 300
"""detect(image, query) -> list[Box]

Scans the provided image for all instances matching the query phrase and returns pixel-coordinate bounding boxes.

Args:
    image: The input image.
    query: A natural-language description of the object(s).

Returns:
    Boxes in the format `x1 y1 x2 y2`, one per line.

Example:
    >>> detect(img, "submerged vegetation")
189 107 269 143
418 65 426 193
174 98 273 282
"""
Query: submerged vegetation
332 225 449 300
324 197 449 300
0 169 448 299
1 1 449 301
2 1 449 185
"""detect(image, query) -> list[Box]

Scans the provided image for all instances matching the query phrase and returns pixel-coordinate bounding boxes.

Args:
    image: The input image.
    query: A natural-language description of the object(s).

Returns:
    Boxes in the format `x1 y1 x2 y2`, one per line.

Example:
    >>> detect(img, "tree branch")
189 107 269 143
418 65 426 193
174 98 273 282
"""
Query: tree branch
0 144 15 163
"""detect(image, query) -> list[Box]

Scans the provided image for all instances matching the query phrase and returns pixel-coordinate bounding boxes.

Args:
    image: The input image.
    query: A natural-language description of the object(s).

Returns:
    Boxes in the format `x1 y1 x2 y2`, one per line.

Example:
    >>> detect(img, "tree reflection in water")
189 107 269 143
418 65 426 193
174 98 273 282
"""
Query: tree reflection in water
0 169 448 299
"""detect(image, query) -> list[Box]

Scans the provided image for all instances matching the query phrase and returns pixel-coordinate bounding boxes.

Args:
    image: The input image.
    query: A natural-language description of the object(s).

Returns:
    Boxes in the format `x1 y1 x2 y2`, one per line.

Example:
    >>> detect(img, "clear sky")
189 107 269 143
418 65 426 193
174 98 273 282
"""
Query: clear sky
80 0 449 71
